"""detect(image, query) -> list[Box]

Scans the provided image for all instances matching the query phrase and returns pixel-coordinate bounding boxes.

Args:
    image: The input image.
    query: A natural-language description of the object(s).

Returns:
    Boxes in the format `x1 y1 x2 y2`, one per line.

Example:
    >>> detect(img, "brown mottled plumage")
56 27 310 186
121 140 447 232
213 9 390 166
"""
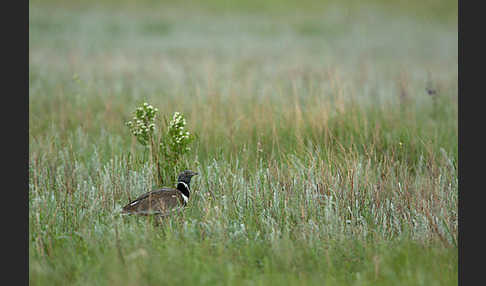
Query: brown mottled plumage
122 170 198 216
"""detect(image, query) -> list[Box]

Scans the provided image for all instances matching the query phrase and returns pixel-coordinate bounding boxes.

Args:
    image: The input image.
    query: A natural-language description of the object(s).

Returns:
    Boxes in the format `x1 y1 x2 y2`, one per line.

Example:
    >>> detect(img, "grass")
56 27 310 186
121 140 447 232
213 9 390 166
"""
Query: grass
29 1 457 285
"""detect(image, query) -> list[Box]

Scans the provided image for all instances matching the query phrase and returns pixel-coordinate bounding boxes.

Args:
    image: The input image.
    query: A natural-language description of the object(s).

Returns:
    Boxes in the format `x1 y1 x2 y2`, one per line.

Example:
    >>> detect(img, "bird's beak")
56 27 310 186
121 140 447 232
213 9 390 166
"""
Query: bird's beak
192 172 199 176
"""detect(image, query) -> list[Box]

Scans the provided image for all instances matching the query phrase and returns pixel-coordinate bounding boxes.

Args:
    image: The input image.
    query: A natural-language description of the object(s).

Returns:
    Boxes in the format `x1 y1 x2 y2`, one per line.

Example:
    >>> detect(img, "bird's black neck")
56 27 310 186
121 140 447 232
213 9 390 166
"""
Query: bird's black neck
177 181 190 198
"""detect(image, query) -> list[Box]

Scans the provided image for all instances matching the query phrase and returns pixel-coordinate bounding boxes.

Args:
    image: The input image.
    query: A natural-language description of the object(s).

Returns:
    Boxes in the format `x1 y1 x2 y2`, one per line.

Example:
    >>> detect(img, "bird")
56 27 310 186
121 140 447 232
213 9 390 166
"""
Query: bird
122 170 198 216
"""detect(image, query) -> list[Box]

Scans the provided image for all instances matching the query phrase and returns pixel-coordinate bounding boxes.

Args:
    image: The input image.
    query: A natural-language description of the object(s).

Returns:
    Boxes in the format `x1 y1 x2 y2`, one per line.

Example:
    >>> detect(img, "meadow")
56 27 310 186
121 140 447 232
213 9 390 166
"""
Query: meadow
29 1 458 285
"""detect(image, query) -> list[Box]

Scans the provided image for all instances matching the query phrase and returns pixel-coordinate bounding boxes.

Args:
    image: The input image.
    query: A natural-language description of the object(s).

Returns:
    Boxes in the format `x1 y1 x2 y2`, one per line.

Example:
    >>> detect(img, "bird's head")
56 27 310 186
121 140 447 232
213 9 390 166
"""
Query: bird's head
177 170 198 185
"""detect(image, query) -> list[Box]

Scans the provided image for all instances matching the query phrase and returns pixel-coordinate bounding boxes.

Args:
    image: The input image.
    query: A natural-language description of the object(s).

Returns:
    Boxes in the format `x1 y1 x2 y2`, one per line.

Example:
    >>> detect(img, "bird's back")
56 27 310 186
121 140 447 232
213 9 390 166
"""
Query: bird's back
122 188 185 215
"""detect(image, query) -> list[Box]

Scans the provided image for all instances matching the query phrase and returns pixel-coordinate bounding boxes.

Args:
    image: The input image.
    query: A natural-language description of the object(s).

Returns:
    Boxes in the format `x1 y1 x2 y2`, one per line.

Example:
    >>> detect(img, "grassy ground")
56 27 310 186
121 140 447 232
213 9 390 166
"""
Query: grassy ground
29 1 457 285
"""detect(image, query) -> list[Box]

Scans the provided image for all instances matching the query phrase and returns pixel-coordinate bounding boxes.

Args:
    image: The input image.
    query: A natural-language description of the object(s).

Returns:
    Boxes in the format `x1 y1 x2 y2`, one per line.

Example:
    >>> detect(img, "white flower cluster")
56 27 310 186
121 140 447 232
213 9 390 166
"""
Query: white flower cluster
170 112 186 128
167 111 191 150
126 102 158 146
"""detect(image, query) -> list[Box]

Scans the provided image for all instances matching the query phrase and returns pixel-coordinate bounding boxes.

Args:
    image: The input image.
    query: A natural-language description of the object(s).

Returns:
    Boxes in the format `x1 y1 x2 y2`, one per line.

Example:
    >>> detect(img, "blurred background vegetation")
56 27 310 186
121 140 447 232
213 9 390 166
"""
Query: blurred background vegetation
29 0 457 21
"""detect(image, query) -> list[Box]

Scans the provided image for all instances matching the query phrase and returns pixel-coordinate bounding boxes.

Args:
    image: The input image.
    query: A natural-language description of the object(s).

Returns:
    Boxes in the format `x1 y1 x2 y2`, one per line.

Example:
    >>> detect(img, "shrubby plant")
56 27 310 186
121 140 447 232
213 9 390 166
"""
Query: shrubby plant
164 111 193 165
126 103 194 185
126 103 158 146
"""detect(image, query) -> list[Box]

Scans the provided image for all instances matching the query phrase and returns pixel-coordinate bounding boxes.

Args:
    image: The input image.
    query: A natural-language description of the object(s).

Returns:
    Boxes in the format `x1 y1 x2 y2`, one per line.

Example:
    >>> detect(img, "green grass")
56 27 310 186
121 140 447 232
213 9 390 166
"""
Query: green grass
29 1 457 285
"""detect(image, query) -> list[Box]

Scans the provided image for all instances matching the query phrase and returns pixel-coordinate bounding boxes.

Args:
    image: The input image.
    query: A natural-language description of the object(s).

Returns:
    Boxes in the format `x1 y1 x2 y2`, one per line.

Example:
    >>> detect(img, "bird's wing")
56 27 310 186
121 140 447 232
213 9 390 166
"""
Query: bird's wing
122 188 184 215
128 188 172 203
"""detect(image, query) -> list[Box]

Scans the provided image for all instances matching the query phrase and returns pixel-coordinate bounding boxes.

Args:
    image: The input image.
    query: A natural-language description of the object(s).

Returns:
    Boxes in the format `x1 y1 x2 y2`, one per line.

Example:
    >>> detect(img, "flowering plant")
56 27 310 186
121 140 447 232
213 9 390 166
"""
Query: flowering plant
126 103 158 146
126 103 194 185
164 111 193 162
